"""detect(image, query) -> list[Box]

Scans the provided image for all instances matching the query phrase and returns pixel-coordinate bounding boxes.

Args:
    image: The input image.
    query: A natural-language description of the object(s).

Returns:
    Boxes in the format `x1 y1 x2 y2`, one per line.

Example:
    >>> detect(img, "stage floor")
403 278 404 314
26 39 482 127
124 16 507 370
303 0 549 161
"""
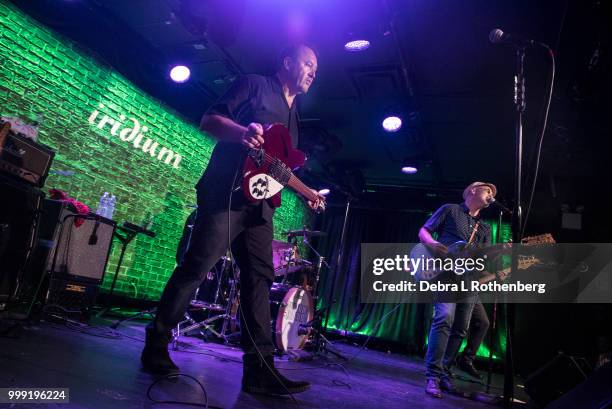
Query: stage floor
0 317 530 408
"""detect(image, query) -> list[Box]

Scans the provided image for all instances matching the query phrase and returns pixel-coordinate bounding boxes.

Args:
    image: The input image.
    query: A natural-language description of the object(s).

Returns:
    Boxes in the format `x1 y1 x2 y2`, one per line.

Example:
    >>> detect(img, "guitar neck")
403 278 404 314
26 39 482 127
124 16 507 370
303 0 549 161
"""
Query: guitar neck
478 267 510 284
287 174 318 202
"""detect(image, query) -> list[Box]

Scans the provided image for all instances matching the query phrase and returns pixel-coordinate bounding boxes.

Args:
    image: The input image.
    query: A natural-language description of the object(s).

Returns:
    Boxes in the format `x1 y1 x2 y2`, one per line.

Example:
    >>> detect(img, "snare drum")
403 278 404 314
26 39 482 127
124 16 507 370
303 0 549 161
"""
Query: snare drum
269 283 314 352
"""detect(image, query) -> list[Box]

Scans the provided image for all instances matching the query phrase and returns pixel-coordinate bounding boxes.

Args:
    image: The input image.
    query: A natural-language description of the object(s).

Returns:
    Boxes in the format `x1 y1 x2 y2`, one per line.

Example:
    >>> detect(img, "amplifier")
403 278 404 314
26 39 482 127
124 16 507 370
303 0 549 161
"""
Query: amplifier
0 123 55 187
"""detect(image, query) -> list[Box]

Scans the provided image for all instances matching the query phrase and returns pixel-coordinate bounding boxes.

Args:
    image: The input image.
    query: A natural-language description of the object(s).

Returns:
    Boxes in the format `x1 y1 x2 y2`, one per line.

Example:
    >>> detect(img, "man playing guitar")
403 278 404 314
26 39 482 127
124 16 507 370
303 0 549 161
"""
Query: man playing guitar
141 44 323 396
419 181 496 398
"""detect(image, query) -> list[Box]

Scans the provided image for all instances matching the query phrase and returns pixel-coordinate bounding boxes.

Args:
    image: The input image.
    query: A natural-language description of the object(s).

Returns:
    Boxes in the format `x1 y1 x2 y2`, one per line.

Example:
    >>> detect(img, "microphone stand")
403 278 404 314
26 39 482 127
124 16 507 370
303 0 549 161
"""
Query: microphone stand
503 45 527 409
486 208 504 394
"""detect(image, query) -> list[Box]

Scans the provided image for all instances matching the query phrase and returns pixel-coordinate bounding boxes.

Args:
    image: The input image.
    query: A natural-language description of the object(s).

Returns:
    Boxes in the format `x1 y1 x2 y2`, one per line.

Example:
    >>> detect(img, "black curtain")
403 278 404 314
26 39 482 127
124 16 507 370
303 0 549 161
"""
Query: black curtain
312 201 509 358
312 203 430 352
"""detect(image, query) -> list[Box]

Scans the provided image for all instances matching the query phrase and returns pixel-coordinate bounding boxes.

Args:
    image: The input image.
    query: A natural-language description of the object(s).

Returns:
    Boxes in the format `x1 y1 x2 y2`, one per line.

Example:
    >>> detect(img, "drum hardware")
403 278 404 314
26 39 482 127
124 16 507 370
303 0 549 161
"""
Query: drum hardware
283 228 327 238
172 255 240 347
299 228 348 360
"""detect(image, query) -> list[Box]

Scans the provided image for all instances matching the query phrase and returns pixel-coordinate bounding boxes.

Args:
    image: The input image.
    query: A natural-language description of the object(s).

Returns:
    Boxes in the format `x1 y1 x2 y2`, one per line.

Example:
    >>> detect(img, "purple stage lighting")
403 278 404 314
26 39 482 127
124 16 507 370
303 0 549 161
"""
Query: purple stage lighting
344 39 370 52
170 65 190 83
401 166 418 174
382 116 402 132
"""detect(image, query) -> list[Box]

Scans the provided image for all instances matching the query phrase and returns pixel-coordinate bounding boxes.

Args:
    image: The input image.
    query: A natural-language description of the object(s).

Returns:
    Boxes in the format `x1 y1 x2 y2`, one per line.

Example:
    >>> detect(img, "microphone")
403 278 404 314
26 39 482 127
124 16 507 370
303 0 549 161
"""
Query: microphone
489 28 536 47
88 220 100 245
488 198 513 214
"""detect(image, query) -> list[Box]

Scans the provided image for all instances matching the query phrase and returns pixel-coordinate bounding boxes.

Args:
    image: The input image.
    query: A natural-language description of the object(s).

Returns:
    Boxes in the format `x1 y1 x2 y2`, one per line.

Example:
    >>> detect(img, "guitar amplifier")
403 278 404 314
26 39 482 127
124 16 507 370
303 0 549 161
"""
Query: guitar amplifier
0 122 55 187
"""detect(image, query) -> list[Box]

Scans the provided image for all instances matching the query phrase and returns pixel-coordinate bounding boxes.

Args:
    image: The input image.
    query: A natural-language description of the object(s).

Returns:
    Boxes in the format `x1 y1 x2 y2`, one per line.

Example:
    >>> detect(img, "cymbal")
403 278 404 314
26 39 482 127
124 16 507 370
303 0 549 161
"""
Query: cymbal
283 229 326 237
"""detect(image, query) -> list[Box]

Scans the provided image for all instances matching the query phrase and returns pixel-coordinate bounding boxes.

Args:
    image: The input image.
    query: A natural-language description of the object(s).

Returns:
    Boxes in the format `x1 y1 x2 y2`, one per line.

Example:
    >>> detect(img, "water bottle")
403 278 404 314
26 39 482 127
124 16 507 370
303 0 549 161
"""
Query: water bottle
106 194 116 220
96 192 109 217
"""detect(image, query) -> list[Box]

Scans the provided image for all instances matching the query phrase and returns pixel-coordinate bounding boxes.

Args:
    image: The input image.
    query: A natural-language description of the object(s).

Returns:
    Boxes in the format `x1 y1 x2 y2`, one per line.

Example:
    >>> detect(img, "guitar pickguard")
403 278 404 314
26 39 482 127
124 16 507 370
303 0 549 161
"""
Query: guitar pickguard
246 172 284 200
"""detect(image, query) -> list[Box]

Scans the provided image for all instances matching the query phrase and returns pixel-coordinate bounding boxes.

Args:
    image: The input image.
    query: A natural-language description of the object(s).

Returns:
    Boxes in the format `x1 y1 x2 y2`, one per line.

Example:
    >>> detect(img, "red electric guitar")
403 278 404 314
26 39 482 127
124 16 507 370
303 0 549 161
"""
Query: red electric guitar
242 123 325 212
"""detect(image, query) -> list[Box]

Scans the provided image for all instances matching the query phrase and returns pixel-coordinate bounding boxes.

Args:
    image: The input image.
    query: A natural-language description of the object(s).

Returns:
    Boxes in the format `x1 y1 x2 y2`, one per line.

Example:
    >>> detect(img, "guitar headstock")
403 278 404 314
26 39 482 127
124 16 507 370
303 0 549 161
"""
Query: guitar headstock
518 255 541 269
521 233 555 245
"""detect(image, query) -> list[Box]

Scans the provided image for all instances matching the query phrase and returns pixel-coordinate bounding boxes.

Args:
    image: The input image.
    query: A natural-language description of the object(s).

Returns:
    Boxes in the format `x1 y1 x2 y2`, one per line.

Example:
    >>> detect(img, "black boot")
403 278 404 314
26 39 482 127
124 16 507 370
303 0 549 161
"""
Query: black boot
457 354 482 380
242 354 310 395
141 325 179 374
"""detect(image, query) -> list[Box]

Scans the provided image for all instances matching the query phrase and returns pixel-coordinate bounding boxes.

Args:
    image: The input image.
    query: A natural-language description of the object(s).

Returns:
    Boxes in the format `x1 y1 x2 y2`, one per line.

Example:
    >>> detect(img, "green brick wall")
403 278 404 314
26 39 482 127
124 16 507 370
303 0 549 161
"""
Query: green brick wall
0 2 310 300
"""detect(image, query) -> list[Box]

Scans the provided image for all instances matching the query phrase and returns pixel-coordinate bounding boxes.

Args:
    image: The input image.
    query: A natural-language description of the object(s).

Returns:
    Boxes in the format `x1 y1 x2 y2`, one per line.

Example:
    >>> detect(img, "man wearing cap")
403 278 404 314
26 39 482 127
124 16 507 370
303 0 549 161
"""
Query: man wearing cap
418 181 496 398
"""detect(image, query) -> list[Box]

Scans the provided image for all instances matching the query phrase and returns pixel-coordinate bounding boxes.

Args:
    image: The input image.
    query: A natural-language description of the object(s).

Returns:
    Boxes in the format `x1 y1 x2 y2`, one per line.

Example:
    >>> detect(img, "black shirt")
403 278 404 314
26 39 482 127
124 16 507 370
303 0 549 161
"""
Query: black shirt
196 74 299 218
423 203 491 247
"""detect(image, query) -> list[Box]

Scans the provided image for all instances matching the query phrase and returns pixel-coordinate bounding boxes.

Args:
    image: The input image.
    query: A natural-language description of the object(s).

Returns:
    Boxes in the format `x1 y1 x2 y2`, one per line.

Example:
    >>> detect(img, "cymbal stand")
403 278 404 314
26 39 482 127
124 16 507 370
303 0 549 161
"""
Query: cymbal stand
172 260 239 348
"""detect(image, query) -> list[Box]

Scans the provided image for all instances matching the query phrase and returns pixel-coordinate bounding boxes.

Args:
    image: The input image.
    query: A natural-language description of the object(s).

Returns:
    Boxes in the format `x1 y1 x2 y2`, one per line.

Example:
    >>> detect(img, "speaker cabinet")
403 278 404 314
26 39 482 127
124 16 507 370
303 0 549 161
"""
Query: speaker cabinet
43 277 100 322
17 200 116 320
0 175 43 304
50 215 116 283
525 353 591 407
37 200 116 284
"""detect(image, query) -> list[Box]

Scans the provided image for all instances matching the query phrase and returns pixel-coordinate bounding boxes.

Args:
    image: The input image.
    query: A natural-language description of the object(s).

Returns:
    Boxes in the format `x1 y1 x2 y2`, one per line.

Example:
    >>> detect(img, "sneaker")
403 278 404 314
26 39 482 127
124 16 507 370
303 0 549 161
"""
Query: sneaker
425 378 442 398
242 354 310 395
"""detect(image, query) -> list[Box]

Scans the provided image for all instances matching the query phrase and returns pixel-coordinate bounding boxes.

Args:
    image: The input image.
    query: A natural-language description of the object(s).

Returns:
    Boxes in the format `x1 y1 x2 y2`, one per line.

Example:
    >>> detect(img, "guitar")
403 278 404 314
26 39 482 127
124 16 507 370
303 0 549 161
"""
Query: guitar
411 233 555 282
242 124 325 212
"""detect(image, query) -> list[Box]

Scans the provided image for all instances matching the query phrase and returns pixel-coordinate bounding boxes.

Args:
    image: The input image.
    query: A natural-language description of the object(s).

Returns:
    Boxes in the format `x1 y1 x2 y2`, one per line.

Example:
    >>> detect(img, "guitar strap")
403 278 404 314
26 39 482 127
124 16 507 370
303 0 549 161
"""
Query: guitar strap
467 221 480 245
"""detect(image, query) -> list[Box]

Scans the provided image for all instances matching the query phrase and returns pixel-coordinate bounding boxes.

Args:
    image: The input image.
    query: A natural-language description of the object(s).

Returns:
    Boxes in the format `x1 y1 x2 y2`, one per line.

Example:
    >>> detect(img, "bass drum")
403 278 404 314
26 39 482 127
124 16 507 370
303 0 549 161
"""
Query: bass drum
269 283 314 352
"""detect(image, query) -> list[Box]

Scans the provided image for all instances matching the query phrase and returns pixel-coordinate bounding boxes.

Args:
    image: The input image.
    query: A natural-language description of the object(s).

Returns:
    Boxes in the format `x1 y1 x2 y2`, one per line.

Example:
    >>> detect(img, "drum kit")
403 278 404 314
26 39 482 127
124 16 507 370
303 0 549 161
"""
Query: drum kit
172 227 327 354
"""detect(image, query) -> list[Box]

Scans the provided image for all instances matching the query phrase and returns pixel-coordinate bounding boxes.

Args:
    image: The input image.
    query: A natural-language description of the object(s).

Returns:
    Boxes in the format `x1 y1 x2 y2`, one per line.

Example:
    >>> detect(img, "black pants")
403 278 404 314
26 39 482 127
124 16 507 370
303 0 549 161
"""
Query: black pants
152 192 275 356
462 300 490 364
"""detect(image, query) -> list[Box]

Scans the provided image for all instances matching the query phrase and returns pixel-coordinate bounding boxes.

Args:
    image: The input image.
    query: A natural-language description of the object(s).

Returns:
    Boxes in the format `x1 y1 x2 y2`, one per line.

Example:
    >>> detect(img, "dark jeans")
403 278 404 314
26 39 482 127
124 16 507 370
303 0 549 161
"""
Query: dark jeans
425 297 476 380
151 192 275 356
462 300 490 364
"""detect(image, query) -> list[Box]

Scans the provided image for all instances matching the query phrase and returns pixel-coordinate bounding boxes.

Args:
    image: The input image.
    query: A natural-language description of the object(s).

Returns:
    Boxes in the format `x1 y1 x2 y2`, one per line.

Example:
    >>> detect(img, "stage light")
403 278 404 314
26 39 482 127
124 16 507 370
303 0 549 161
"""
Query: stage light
382 116 402 132
344 39 370 52
318 188 330 196
170 65 190 83
401 166 418 174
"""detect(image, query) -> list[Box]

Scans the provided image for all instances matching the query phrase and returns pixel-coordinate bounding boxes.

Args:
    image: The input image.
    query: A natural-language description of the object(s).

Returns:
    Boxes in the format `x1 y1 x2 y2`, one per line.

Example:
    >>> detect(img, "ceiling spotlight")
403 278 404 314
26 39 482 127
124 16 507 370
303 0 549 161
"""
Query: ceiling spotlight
382 116 402 132
344 39 370 52
170 65 191 83
401 166 418 174
318 188 331 196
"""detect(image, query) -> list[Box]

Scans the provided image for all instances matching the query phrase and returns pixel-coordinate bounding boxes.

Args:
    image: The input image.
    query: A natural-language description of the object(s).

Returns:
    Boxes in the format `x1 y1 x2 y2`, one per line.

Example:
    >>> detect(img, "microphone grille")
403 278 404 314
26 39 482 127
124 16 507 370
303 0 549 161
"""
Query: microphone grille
489 28 504 44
